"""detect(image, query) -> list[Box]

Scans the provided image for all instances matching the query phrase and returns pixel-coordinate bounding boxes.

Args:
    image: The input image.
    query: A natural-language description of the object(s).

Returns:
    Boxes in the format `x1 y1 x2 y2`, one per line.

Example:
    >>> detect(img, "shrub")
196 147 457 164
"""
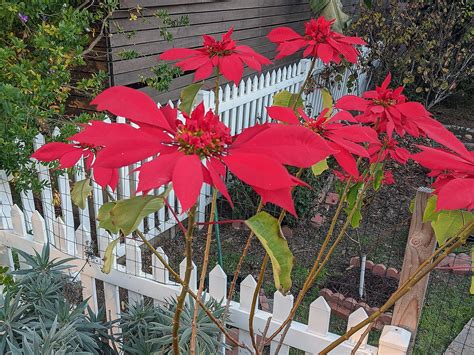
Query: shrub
352 0 473 108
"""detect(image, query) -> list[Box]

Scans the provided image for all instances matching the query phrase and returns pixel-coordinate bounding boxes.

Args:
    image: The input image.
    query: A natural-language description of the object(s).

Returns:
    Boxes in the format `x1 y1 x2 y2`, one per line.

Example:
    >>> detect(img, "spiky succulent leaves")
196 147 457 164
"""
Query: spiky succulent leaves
12 243 74 278
118 300 168 354
0 292 32 353
147 295 227 354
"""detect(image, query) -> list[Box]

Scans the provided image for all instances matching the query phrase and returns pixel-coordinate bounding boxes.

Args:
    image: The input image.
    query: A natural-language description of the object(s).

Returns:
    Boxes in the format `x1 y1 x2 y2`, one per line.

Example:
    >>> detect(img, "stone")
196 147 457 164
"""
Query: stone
350 256 360 267
231 221 242 230
386 267 399 280
319 288 333 300
365 260 374 270
281 225 293 238
311 213 325 226
325 192 339 205
465 134 472 140
372 263 387 276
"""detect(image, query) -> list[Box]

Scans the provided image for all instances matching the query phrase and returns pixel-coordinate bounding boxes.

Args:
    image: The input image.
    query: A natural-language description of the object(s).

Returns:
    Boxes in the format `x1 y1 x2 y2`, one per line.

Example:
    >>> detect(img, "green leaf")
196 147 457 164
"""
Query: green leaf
321 87 333 114
97 202 118 234
110 188 170 236
101 237 120 274
272 90 303 113
372 163 384 191
423 196 439 222
346 182 363 209
245 212 294 294
431 210 474 245
344 206 363 228
409 198 415 213
71 178 92 209
179 82 203 114
311 159 329 176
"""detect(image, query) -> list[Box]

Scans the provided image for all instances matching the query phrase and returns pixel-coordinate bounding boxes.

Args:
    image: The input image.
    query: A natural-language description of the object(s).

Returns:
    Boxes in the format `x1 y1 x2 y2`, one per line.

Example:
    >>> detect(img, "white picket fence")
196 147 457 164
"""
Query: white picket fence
0 58 368 258
0 203 410 354
0 57 412 354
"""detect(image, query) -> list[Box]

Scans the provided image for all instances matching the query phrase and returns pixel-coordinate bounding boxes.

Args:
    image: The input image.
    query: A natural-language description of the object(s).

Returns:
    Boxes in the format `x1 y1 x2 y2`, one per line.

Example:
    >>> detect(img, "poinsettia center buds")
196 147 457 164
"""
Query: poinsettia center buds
174 113 232 158
303 120 325 135
206 42 235 57
304 18 332 42
373 98 397 107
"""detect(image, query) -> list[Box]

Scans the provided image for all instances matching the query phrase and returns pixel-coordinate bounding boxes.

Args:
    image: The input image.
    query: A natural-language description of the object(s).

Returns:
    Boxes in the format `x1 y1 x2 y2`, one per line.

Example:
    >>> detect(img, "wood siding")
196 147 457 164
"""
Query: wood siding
109 0 311 102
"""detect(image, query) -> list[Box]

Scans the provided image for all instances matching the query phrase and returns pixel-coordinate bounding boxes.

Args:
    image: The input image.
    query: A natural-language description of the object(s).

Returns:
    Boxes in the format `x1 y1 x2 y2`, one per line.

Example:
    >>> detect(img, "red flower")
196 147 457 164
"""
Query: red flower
31 138 119 191
79 87 334 215
412 145 474 211
382 170 395 185
368 137 410 164
335 74 467 155
160 28 272 85
267 16 366 63
267 105 377 177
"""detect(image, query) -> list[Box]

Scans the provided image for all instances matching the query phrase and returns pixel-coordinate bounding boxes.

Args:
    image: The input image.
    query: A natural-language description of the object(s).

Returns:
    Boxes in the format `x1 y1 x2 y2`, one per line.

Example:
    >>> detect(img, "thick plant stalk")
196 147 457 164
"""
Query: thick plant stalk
267 179 365 347
190 190 218 354
320 219 474 354
249 254 269 354
137 230 251 351
172 205 197 355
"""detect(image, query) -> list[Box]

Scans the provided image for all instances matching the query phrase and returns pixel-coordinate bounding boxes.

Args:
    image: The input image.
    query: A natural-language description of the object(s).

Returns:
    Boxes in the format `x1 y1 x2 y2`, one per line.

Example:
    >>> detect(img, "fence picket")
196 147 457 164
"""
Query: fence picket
31 210 48 244
180 258 197 293
308 296 331 336
125 238 143 303
209 264 227 302
348 308 370 348
270 292 294 354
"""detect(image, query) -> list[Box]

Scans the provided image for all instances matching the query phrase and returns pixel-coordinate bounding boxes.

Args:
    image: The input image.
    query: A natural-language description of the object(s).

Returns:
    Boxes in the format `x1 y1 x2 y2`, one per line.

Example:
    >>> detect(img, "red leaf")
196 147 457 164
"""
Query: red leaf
219 55 244 85
267 27 302 42
94 167 119 191
59 149 84 168
207 161 233 207
222 152 294 190
31 142 78 162
335 95 369 112
172 154 203 212
253 185 297 217
136 152 182 192
437 178 474 211
91 87 172 131
94 139 165 168
266 106 300 124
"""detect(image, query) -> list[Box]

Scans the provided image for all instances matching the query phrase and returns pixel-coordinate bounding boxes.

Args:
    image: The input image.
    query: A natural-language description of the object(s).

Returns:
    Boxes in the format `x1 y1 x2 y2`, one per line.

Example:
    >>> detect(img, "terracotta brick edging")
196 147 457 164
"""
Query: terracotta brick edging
320 257 401 330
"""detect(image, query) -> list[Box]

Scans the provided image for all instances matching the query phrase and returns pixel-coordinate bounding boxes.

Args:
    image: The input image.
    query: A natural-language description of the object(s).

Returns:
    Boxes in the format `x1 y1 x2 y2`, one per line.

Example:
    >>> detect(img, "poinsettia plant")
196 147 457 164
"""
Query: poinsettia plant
31 16 473 355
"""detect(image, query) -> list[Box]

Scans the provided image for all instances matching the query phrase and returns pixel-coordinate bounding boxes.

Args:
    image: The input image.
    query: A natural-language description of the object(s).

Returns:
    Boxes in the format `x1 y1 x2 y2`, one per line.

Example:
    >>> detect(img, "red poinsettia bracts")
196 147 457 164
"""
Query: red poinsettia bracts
160 28 272 85
267 16 366 63
335 74 468 156
412 145 474 211
368 137 410 164
31 136 119 191
79 87 335 215
267 105 377 177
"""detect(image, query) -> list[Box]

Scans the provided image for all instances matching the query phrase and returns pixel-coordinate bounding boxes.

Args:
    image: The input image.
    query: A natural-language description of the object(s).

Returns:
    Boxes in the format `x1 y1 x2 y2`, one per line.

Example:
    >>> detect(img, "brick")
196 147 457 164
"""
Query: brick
372 263 387 277
343 297 358 311
350 256 360 267
386 267 399 280
319 288 333 300
365 260 374 270
311 213 325 226
325 192 339 205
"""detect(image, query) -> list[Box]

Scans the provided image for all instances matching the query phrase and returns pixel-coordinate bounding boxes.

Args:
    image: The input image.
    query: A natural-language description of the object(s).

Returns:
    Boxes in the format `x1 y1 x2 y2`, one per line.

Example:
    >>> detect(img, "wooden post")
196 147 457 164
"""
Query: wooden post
392 187 436 352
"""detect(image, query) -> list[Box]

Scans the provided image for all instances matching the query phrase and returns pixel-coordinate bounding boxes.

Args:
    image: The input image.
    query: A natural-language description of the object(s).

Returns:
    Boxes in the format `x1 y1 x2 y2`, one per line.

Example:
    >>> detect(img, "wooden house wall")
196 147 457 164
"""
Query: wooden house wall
107 0 311 103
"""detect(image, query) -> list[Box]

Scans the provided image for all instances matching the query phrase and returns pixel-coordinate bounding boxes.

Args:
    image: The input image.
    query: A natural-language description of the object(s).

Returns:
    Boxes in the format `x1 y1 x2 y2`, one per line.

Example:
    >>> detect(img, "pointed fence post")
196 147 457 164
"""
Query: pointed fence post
308 296 331 336
180 258 197 294
392 187 436 352
378 325 411 355
152 247 170 306
209 264 227 302
238 275 258 354
11 205 27 237
31 211 48 244
347 308 370 349
0 170 13 230
126 238 143 304
270 291 294 354
53 217 68 253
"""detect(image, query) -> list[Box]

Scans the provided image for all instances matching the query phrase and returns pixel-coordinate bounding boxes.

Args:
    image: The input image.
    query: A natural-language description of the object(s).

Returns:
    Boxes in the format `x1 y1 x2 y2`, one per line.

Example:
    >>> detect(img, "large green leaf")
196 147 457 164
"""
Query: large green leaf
309 0 331 14
311 159 329 176
110 194 168 236
321 87 333 114
71 178 92 209
179 82 203 114
245 212 294 294
423 195 439 222
97 202 118 234
431 210 474 245
101 237 120 274
310 0 350 33
272 90 303 113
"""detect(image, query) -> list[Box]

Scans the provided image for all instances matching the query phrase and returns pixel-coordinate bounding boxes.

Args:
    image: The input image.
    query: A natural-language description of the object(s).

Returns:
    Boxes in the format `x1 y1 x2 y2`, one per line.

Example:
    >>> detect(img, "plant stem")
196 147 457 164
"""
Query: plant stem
266 178 363 346
190 190 218 354
215 71 220 113
224 199 264 319
136 230 249 351
351 322 375 355
172 205 197 355
249 253 269 354
320 219 474 354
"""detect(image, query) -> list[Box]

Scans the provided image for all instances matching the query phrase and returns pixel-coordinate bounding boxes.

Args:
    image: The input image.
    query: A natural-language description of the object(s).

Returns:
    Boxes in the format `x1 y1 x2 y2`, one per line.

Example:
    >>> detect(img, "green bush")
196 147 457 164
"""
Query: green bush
352 0 473 108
